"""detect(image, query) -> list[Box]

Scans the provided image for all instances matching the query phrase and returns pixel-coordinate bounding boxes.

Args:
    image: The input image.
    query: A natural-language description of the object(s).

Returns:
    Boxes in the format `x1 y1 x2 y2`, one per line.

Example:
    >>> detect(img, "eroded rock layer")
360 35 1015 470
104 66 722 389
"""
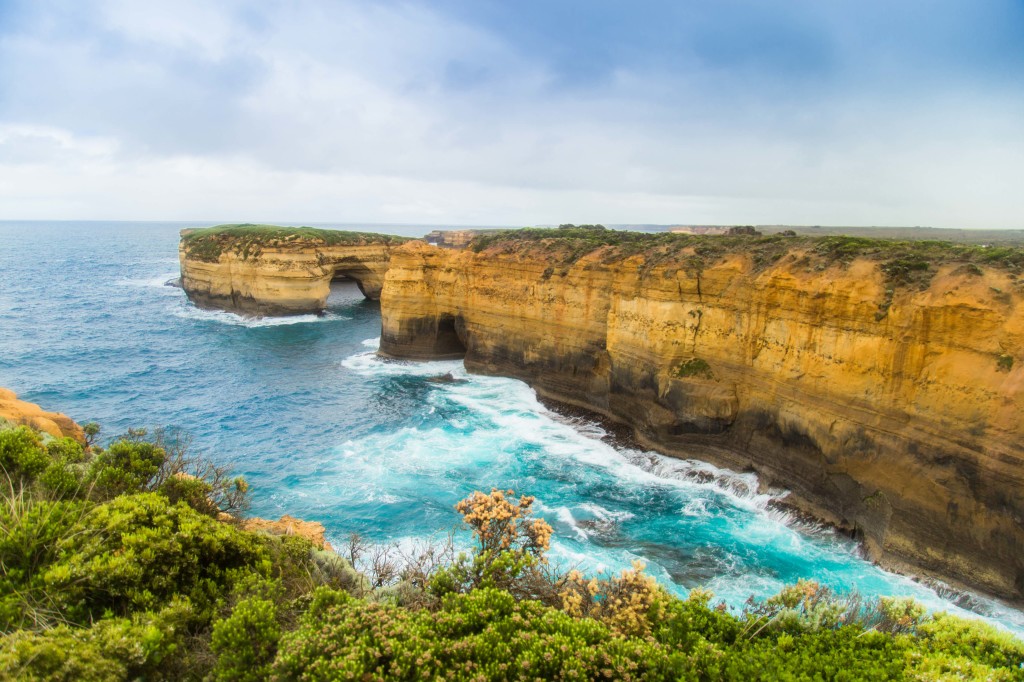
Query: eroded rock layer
179 225 408 315
380 238 1024 602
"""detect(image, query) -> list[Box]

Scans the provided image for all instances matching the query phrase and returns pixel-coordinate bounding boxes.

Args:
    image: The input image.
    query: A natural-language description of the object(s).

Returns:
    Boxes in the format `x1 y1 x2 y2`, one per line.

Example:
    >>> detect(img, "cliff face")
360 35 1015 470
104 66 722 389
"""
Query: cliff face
178 226 407 315
0 387 86 443
380 239 1024 602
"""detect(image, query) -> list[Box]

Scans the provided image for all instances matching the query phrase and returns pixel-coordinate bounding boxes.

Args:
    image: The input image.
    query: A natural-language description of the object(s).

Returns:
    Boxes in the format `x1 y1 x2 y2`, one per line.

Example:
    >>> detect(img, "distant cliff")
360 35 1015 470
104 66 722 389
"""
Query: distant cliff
178 224 409 315
379 230 1024 602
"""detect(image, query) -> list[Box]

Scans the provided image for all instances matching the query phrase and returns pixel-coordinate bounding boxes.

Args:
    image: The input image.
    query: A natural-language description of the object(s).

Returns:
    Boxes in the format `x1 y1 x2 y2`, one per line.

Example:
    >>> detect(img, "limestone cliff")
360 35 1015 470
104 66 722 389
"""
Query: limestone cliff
179 224 409 315
0 387 86 443
380 232 1024 603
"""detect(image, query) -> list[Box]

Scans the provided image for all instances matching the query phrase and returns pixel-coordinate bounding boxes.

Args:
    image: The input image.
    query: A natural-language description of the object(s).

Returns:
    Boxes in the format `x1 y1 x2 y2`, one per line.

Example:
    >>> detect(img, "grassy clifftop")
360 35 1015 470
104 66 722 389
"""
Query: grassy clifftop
470 226 1024 292
180 224 410 263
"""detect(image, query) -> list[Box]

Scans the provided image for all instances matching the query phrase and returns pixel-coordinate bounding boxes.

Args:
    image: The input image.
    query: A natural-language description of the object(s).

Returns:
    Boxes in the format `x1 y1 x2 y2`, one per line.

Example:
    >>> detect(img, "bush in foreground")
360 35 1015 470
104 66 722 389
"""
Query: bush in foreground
1 420 1022 680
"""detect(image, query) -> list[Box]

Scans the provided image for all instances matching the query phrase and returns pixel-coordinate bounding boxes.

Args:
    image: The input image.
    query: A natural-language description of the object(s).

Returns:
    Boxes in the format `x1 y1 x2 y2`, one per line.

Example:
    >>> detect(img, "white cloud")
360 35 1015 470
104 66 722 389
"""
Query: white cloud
1 1 1022 227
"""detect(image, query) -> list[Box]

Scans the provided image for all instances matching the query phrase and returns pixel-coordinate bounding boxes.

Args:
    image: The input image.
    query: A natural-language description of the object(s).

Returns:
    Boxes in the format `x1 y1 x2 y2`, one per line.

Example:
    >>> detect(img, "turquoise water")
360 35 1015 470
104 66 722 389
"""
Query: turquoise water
1 220 1021 635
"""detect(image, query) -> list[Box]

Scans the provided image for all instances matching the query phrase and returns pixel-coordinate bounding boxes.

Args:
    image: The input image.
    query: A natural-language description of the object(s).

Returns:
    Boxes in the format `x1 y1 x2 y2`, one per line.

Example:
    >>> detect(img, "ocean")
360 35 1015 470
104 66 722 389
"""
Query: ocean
1 220 1021 634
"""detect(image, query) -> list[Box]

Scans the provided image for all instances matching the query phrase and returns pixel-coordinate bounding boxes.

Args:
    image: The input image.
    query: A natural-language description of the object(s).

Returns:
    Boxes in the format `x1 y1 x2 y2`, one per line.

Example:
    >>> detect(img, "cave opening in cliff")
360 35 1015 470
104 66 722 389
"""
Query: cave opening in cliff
434 314 468 358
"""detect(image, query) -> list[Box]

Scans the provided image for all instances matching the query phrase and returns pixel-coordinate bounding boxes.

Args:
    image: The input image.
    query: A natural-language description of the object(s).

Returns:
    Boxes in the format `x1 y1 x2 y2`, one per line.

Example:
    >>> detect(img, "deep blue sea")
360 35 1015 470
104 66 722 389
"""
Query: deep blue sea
1 220 1021 634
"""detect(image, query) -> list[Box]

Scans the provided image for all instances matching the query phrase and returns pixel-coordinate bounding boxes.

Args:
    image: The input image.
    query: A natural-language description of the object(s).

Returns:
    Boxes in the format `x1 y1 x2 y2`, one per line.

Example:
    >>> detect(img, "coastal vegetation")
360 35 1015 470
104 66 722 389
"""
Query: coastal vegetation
180 224 409 263
672 358 714 380
2 417 1022 680
469 227 1024 292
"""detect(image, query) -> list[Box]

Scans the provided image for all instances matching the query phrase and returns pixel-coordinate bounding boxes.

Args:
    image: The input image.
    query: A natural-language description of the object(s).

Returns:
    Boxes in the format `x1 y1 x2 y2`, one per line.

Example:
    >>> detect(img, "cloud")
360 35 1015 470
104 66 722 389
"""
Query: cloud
0 0 1022 226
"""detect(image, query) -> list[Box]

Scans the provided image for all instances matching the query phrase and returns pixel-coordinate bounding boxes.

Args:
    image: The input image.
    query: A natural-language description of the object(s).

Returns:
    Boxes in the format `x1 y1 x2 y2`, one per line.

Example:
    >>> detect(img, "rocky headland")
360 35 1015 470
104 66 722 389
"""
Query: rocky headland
178 224 409 315
379 228 1024 603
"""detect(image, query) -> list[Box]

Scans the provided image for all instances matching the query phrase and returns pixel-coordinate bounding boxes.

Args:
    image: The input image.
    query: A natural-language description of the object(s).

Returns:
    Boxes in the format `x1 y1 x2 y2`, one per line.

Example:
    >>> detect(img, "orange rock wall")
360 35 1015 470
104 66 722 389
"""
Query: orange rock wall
0 388 86 443
179 240 396 315
380 241 1024 601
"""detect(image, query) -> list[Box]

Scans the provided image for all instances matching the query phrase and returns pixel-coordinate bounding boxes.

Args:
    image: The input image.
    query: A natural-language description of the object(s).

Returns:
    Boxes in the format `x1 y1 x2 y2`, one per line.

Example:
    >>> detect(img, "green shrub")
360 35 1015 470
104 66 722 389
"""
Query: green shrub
0 497 88 629
272 597 439 680
211 596 282 682
274 588 689 681
0 426 49 483
40 437 88 498
86 438 166 499
158 473 217 515
0 626 129 682
0 603 192 681
648 588 740 651
673 357 714 380
723 627 909 681
43 493 267 623
916 612 1024 671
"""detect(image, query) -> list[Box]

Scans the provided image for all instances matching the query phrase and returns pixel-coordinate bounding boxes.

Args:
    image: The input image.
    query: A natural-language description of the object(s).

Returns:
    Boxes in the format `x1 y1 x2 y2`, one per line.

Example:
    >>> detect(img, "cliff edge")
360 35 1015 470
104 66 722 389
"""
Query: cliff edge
179 224 409 316
0 387 86 443
379 230 1024 602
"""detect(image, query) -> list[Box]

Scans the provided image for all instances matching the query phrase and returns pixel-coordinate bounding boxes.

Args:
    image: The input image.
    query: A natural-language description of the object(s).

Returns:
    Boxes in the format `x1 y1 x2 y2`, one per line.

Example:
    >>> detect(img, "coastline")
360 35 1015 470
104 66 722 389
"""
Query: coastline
529 387 1024 613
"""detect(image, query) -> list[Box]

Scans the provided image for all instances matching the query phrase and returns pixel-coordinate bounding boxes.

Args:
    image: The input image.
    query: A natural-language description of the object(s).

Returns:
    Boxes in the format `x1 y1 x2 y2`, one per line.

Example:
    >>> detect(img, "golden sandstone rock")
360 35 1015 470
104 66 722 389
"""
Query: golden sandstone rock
0 387 86 443
379 239 1024 603
178 226 407 315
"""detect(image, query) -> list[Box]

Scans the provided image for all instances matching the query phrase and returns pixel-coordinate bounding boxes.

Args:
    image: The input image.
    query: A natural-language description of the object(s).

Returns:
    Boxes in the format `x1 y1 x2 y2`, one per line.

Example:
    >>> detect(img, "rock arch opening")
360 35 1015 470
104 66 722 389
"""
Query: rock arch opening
329 263 383 300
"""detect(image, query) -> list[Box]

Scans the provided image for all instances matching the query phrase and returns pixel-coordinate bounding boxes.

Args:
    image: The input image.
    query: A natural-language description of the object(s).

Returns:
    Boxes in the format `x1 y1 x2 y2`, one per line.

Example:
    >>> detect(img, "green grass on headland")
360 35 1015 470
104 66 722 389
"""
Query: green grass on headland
470 227 1024 293
180 224 410 262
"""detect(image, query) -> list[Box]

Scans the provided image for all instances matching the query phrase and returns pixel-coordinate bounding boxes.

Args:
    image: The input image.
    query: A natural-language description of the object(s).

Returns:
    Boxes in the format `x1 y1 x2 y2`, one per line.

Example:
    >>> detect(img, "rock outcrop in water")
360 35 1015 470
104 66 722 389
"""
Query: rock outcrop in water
178 224 409 315
379 231 1024 603
0 387 86 443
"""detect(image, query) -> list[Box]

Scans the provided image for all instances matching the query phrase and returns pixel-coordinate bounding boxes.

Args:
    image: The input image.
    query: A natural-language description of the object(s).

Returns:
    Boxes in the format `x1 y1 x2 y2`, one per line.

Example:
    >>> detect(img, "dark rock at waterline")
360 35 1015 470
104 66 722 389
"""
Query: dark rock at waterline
165 277 183 289
426 372 468 384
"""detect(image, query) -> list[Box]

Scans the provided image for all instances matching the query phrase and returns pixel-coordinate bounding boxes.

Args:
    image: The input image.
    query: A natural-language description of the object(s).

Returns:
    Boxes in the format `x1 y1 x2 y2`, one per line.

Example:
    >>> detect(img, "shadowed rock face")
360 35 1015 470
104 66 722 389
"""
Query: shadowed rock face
178 228 405 316
380 240 1024 603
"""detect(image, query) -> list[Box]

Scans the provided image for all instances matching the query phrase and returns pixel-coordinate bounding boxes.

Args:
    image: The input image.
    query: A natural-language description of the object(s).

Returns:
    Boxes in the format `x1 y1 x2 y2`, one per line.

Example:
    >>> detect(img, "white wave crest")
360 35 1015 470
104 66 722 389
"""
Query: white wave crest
324 343 1024 636
174 304 349 328
341 349 465 378
115 272 182 291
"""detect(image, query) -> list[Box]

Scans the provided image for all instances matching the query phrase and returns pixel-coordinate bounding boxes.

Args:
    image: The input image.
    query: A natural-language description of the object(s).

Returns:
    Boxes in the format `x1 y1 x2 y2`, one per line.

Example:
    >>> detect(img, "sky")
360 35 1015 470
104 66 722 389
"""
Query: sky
0 0 1022 227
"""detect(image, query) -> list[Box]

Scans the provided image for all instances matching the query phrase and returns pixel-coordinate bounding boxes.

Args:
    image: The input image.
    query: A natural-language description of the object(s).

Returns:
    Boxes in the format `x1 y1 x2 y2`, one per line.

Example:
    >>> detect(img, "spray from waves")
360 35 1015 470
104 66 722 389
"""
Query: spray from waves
341 347 466 378
172 301 350 328
441 377 788 520
115 262 354 328
326 337 1024 635
115 272 182 291
341 338 843 539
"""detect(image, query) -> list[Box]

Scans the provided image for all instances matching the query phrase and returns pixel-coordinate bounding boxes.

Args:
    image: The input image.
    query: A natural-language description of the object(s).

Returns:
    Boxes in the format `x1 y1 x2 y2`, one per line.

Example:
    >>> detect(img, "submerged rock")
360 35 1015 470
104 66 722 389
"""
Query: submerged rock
426 372 468 384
